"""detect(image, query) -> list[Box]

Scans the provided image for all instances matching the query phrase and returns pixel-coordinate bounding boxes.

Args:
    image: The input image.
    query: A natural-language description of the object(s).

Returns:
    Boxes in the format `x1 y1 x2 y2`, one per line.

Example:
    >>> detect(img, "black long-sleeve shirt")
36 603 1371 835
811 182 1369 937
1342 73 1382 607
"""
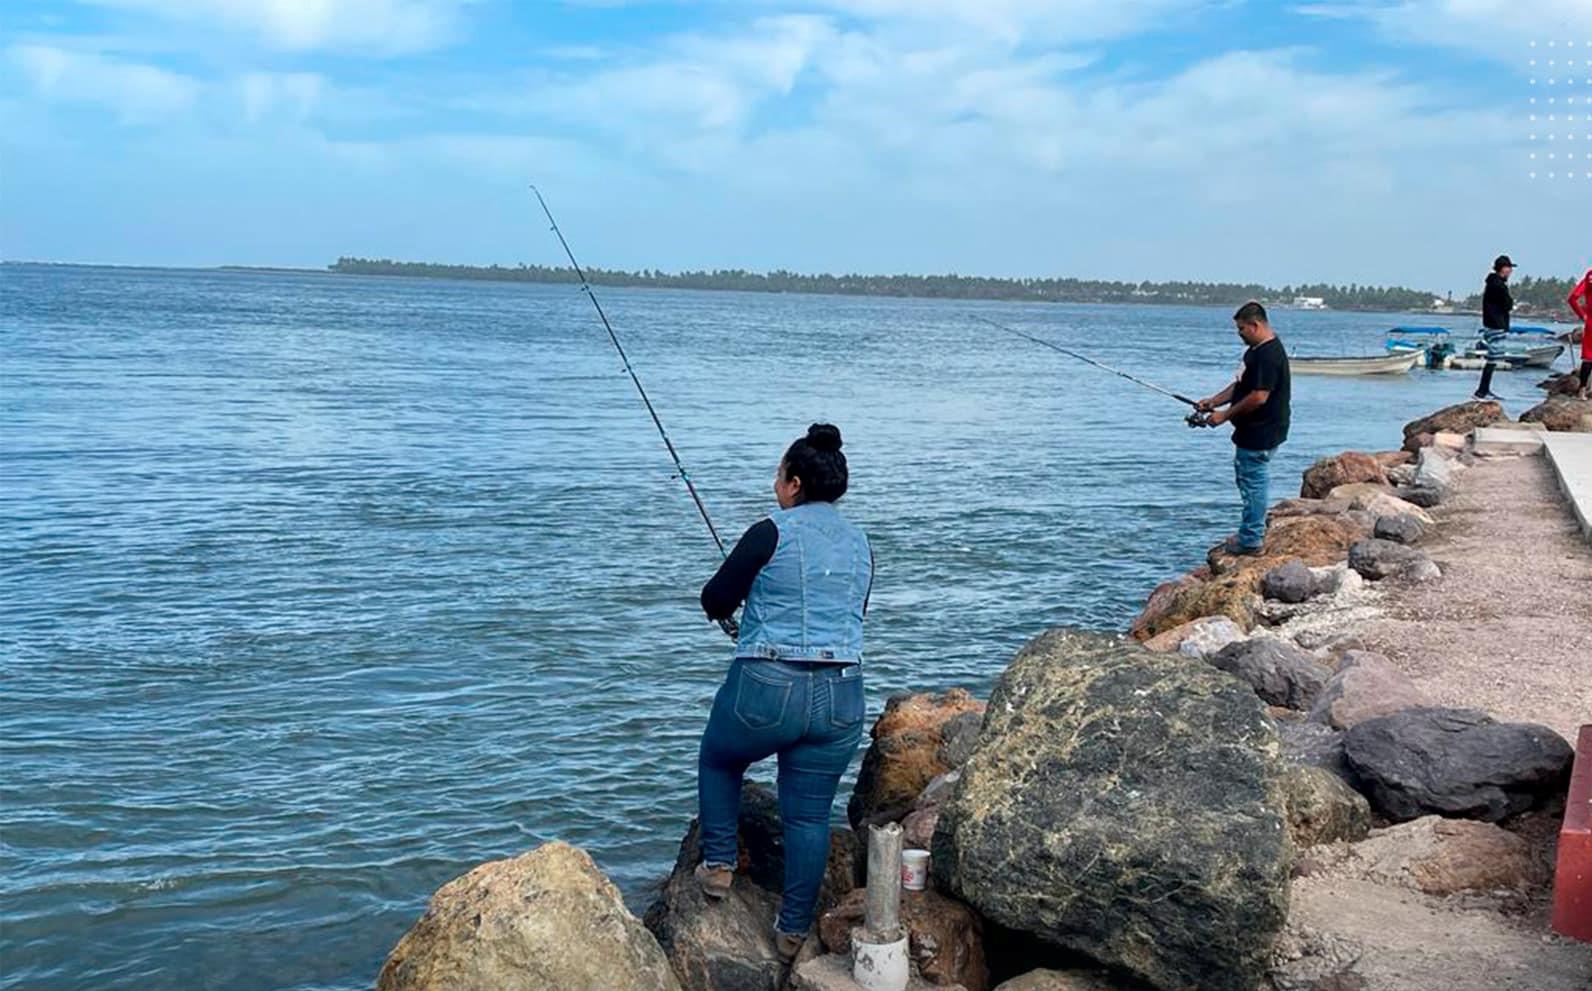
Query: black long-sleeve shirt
699 517 873 621
1482 272 1513 331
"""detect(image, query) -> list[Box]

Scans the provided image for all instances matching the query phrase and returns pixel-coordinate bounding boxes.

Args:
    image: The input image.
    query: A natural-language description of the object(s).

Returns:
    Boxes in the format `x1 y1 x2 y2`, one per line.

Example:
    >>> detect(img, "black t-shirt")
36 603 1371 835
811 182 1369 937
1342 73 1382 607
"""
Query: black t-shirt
1231 337 1290 451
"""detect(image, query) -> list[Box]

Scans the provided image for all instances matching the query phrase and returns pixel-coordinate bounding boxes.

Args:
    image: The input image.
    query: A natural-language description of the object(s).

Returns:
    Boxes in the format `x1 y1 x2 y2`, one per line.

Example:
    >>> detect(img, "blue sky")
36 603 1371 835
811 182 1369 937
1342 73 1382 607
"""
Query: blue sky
2 0 1588 293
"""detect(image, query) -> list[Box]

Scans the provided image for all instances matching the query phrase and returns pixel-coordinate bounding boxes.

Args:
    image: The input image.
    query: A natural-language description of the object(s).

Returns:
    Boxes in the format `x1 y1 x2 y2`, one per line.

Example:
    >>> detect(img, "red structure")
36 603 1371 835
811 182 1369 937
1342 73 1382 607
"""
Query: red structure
1553 724 1592 942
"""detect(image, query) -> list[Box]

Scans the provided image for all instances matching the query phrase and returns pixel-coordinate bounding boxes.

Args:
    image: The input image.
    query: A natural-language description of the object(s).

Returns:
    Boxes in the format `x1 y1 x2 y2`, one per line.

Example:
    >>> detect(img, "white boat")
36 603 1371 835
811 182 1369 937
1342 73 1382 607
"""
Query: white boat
1291 351 1422 376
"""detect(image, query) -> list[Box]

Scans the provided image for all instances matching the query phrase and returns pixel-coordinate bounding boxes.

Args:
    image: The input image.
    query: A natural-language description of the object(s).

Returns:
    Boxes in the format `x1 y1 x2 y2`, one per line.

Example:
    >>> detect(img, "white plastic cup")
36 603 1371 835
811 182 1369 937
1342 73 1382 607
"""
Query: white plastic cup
900 848 930 891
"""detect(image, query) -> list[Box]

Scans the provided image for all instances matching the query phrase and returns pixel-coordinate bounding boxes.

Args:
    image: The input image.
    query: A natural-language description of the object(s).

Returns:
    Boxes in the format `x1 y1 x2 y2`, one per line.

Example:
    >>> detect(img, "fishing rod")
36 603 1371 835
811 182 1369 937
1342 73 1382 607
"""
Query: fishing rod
973 315 1215 427
530 185 738 638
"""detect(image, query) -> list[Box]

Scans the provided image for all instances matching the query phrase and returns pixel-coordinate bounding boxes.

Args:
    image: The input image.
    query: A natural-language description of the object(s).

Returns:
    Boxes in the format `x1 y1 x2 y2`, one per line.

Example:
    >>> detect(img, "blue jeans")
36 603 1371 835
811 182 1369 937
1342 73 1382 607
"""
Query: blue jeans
698 658 865 934
1234 446 1276 549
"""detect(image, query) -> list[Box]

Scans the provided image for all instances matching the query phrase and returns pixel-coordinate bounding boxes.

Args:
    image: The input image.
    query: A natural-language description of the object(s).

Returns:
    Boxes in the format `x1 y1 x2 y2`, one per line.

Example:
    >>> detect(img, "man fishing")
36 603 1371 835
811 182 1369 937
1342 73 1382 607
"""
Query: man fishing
1473 254 1515 401
1195 301 1292 556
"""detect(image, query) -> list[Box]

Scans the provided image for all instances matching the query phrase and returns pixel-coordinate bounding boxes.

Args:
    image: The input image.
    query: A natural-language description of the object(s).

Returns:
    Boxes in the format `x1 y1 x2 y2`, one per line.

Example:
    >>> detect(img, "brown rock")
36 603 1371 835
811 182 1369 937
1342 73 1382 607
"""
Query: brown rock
1300 452 1387 499
1268 497 1353 520
1307 651 1427 730
1401 401 1505 451
1371 450 1414 468
820 887 988 991
903 807 941 851
1281 765 1372 847
1520 396 1592 432
377 842 681 991
1348 816 1545 895
1128 573 1202 640
993 969 1140 991
848 690 986 830
1536 371 1582 397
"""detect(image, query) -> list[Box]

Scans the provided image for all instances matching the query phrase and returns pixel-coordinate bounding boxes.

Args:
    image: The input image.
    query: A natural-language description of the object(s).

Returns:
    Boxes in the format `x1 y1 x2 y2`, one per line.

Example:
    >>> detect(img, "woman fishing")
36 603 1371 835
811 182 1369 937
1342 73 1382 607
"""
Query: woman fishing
693 423 873 960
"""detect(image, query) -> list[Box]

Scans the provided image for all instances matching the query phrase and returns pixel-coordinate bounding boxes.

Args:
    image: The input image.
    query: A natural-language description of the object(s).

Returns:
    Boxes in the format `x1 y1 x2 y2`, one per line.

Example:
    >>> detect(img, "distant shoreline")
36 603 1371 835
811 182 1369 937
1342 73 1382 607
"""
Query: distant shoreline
3 259 1574 321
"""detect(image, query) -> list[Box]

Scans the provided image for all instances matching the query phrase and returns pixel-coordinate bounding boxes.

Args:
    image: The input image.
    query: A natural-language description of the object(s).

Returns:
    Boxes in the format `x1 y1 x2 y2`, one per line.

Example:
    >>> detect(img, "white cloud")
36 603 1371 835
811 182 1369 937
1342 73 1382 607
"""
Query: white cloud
81 0 470 55
815 0 1210 45
237 71 324 120
7 44 200 121
1294 0 1591 57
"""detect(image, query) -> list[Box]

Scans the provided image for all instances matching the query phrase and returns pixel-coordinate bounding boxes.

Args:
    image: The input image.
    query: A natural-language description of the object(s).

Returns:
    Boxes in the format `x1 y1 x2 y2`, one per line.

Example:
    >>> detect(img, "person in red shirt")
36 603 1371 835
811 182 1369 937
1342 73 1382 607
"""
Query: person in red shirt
1570 269 1592 400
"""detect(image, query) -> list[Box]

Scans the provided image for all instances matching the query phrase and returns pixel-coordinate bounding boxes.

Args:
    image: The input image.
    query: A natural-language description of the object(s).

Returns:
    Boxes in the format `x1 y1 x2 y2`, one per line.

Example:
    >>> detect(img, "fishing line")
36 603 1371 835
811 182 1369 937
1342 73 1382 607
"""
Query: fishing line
972 315 1214 426
531 185 738 638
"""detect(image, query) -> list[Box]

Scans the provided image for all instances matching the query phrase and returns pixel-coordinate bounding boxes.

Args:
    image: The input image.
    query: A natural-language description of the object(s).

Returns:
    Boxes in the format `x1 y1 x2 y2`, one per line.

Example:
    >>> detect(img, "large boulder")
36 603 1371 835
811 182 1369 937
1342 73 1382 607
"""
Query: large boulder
1401 400 1505 451
1280 765 1371 848
643 784 859 991
1520 396 1592 432
1343 707 1574 822
1307 650 1427 730
1347 538 1435 582
932 629 1291 991
849 689 986 831
1300 452 1386 499
377 842 682 991
819 887 989 991
1346 816 1545 894
1206 638 1332 710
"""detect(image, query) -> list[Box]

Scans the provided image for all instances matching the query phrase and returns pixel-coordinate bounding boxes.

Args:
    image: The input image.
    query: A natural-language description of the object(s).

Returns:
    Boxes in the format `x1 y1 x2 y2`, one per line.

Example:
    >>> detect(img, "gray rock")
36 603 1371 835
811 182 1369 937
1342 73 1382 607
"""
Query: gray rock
1395 486 1444 509
932 629 1290 991
1278 719 1354 784
1261 559 1317 603
1413 448 1453 496
1347 538 1431 581
1307 651 1427 730
936 710 985 768
643 783 817 991
1372 514 1423 545
1403 558 1442 583
1281 765 1372 847
1208 638 1332 710
1343 707 1575 822
1385 464 1417 487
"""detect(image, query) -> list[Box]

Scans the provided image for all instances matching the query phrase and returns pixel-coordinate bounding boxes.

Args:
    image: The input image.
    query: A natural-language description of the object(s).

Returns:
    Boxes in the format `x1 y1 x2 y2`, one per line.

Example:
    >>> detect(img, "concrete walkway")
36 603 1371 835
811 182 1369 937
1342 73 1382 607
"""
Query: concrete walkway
1543 431 1592 541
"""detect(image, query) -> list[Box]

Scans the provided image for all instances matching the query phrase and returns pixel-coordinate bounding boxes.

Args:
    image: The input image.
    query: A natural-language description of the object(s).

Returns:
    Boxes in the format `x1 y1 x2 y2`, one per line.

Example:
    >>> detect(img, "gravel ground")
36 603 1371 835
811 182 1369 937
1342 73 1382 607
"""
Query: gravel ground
1267 450 1592 991
1355 452 1592 741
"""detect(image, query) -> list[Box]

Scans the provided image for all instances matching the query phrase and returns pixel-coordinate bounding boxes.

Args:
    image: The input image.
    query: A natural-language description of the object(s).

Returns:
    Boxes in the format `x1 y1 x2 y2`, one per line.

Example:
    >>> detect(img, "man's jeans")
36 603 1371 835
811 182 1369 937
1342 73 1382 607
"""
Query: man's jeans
698 658 864 934
1234 446 1276 549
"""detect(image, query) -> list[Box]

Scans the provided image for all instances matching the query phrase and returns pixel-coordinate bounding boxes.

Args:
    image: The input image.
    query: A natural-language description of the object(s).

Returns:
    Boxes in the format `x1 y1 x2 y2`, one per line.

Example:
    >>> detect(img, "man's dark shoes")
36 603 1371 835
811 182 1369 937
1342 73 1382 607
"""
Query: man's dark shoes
1222 537 1264 557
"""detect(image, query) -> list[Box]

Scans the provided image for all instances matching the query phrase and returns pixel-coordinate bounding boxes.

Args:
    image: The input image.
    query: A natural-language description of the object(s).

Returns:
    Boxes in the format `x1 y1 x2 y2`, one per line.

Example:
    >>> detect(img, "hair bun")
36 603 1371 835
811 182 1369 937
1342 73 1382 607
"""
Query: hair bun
806 423 842 453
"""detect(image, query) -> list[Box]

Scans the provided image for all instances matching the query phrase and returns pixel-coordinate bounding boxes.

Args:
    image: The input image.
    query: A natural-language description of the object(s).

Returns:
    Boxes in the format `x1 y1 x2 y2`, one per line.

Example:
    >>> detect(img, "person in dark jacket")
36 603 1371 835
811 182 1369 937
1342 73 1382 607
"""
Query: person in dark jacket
694 423 873 962
1473 255 1515 400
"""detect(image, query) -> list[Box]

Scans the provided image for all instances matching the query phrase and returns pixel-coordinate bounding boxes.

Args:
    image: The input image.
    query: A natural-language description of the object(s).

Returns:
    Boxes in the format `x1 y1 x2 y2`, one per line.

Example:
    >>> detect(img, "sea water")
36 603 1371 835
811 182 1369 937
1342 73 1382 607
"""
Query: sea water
1 264 1560 989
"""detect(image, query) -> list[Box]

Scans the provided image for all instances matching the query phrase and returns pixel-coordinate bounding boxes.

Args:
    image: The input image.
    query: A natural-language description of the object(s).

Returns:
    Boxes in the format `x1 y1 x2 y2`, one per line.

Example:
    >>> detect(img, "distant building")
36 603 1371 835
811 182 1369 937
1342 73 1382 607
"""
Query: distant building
1292 296 1327 310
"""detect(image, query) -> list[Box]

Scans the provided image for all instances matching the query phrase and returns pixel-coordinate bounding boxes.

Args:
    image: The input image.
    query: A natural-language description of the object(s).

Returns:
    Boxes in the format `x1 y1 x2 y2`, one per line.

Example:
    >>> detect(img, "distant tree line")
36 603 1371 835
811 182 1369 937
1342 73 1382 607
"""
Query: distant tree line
327 257 1574 316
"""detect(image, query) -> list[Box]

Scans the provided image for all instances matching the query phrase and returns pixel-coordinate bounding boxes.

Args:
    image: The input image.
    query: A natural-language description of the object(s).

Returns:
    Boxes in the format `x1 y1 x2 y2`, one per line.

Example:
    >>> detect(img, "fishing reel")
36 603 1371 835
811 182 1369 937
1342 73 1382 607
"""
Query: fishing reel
1185 410 1217 429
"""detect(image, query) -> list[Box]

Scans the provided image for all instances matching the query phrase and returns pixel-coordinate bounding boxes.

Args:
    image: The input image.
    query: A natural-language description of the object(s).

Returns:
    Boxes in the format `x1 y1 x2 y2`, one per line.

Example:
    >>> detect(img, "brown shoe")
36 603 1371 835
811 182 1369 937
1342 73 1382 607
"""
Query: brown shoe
774 931 805 963
693 862 733 900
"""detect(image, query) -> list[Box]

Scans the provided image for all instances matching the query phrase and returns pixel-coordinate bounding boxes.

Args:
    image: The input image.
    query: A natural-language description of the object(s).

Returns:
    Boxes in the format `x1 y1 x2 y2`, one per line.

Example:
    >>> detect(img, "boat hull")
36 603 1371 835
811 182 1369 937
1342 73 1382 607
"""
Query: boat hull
1292 352 1422 376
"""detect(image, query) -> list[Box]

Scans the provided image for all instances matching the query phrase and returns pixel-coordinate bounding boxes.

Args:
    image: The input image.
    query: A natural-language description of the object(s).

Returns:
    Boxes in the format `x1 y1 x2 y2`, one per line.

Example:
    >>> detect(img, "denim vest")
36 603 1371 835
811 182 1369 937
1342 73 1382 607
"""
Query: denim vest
736 501 871 663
